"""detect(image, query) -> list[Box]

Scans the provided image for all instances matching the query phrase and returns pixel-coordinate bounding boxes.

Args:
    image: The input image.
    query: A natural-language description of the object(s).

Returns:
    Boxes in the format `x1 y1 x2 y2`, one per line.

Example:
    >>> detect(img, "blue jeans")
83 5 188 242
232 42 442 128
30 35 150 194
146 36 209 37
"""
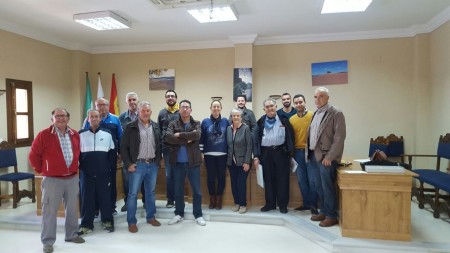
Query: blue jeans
163 147 175 201
307 152 338 219
127 161 158 225
173 163 202 218
294 149 318 208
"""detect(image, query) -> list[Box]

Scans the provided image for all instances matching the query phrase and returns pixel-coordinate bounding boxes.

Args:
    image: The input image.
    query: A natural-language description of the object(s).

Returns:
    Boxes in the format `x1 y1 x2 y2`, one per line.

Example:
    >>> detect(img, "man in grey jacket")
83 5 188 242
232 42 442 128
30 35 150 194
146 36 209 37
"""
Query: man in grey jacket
307 87 346 227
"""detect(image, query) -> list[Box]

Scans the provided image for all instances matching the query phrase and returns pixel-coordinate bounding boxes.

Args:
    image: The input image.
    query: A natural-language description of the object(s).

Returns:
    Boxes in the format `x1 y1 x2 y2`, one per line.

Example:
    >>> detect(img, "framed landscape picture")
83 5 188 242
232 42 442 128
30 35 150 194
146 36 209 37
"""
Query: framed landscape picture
311 60 348 86
233 68 252 102
149 69 175 90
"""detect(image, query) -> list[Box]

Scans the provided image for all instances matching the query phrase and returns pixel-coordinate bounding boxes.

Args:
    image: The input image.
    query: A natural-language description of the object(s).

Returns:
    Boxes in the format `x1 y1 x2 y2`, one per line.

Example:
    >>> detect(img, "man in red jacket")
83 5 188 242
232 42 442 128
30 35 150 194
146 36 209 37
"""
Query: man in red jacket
29 108 85 253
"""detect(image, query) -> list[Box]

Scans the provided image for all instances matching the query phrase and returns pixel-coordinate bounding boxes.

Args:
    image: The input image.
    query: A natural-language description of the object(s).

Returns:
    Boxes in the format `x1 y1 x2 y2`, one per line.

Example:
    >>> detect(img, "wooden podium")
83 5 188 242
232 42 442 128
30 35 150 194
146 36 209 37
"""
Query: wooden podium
338 166 417 241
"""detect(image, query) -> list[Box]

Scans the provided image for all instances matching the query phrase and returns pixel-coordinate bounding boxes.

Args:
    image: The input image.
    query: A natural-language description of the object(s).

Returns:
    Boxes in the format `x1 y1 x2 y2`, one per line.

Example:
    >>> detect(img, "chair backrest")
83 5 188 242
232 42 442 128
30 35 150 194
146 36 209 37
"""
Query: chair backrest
386 134 404 157
0 148 18 172
369 136 389 157
437 133 450 160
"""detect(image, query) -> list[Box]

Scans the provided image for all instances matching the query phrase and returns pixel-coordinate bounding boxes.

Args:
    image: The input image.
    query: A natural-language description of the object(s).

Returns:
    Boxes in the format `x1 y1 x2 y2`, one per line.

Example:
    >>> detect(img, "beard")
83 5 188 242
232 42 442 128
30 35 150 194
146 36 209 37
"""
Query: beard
283 102 291 108
167 100 176 106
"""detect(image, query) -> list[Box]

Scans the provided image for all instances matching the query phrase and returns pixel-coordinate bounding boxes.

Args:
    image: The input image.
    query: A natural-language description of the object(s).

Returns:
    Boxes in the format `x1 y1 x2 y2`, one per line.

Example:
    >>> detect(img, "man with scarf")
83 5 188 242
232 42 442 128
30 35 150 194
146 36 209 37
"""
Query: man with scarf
253 98 294 214
158 89 180 208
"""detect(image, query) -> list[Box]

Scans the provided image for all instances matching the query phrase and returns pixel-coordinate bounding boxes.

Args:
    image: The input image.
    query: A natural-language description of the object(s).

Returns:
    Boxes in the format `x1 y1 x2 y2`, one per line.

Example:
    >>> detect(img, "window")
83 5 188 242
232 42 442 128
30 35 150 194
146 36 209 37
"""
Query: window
6 78 34 147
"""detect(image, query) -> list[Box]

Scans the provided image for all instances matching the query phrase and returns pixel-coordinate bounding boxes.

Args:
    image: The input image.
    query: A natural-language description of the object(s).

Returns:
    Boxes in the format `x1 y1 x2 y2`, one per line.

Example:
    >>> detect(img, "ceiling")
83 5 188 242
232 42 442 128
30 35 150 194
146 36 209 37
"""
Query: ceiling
1 0 449 54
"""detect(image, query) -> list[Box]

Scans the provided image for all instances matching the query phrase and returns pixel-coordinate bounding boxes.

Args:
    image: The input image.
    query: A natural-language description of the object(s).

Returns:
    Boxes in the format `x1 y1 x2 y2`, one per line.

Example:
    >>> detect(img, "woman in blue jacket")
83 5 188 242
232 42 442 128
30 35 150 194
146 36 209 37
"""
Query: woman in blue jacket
200 100 230 209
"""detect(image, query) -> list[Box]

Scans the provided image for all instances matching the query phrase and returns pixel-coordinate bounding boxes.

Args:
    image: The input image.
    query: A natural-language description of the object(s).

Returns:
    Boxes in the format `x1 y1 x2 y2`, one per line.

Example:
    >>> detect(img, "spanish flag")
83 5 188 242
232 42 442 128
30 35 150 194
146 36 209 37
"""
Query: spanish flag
109 73 119 115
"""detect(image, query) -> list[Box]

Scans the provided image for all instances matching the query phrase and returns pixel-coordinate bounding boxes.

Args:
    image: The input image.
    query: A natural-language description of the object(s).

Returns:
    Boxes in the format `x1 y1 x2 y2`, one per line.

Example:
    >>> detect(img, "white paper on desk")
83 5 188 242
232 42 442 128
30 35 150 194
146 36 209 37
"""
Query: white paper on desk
354 158 371 163
290 158 298 173
257 164 264 188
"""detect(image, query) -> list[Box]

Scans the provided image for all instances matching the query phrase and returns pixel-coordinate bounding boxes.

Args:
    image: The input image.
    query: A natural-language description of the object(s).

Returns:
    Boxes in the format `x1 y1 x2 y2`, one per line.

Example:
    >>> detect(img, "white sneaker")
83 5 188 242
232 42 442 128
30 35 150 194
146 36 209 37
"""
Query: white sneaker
239 206 247 214
195 217 206 226
168 215 184 225
231 204 240 212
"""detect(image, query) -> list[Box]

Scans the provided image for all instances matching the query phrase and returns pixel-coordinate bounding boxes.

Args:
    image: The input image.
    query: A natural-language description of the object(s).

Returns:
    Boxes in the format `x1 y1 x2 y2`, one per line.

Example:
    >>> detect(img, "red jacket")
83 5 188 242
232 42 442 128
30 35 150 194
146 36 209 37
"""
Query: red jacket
29 125 80 177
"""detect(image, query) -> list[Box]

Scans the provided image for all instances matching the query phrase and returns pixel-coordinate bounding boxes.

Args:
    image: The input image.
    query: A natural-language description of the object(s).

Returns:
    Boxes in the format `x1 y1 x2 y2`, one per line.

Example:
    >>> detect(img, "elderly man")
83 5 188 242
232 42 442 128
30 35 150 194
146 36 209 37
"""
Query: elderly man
121 101 162 233
78 109 115 235
307 87 346 227
289 94 318 214
230 95 256 132
119 92 145 212
253 98 294 214
29 108 85 253
83 97 122 214
158 89 180 208
277 92 297 119
165 99 206 226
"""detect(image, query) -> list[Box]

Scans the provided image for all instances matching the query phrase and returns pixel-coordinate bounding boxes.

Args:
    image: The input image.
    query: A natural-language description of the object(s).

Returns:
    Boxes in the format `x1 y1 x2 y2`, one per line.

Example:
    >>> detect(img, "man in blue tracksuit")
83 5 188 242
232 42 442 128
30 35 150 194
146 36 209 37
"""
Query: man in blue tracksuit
79 109 116 235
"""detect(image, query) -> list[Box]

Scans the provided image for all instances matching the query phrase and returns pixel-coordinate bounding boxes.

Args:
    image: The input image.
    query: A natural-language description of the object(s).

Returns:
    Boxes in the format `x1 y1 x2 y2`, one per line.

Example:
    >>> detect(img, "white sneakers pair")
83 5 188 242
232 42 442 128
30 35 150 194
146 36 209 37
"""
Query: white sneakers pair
168 215 206 226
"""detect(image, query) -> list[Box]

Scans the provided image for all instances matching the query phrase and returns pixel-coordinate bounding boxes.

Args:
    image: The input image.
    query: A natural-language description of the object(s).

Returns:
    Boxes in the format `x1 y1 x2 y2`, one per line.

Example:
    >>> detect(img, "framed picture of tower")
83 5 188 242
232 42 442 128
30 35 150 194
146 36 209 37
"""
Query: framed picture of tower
233 68 252 102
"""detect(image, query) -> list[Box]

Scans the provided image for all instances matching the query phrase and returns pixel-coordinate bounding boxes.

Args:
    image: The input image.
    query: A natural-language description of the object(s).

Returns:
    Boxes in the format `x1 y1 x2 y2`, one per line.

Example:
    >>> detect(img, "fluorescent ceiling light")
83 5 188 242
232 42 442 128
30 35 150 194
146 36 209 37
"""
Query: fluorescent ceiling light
188 6 238 23
321 0 372 14
74 11 131 30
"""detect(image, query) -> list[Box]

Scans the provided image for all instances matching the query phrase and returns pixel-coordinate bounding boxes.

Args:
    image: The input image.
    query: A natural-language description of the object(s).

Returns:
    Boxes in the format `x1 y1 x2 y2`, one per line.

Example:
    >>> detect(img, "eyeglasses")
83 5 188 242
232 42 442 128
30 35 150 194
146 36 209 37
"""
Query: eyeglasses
180 106 191 110
53 115 68 119
165 95 176 98
96 104 108 107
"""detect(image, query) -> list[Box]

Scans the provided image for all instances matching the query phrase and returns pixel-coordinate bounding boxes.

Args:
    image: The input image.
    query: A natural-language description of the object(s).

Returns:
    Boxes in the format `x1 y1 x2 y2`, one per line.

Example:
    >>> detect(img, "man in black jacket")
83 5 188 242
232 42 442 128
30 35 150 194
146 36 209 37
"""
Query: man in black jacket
253 98 294 214
121 101 162 233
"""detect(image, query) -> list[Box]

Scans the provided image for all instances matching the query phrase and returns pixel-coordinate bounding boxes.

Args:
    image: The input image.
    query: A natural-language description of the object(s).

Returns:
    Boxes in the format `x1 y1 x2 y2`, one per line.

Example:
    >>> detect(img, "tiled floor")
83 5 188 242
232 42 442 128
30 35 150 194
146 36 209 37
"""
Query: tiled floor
0 198 449 253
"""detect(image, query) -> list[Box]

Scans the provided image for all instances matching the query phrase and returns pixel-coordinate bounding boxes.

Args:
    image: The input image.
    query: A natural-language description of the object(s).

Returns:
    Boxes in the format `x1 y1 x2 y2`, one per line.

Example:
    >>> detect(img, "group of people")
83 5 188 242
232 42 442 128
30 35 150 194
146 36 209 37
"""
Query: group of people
28 86 345 253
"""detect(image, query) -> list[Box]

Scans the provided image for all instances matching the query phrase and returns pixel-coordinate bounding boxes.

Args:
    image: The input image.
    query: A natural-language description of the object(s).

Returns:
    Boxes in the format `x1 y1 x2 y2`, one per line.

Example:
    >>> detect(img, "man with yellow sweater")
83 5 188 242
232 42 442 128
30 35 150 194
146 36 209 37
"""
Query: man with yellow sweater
289 94 318 214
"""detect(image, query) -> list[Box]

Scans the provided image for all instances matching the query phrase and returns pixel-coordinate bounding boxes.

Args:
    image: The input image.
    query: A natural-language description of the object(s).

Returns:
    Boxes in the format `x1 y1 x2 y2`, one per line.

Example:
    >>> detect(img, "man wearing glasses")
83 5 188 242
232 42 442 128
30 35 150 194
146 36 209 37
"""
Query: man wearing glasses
29 108 85 253
83 98 123 215
165 100 206 226
157 90 180 208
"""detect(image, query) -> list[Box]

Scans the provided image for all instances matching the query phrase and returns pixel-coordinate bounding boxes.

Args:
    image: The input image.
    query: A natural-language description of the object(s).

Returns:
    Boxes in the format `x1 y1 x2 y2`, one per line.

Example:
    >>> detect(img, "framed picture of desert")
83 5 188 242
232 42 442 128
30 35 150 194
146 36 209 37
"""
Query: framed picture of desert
149 69 175 90
311 60 348 86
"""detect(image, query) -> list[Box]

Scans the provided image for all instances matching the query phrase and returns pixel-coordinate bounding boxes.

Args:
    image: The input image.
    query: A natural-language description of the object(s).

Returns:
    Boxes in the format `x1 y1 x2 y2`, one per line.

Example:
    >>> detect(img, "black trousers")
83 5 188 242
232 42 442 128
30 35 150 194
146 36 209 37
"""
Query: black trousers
260 147 290 209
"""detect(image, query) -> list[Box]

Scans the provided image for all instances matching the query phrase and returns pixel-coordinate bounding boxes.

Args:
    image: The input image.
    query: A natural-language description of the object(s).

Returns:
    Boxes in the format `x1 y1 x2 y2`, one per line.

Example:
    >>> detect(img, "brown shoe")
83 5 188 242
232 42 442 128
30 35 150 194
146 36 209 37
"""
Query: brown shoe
310 213 326 221
319 218 339 227
215 195 222 210
147 218 161 227
209 195 216 209
128 224 138 233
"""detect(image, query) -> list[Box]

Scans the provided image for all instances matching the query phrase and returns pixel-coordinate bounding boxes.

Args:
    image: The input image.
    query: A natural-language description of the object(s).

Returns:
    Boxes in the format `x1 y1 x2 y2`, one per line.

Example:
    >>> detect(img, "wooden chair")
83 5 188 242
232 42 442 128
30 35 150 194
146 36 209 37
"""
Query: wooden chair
402 133 450 218
368 136 389 158
386 134 404 159
0 142 36 208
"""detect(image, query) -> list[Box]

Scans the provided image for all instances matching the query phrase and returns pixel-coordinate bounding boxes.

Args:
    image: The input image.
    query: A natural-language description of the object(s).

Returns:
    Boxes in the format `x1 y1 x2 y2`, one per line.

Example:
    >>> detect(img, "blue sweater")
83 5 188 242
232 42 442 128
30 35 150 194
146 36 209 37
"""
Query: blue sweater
200 116 229 154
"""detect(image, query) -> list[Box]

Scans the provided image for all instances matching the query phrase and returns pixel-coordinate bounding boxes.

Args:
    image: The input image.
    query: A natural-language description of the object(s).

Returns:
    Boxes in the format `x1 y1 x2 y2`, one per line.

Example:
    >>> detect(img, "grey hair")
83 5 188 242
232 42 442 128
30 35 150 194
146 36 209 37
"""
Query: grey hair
125 92 138 102
315 87 329 96
95 97 109 105
138 101 151 110
263 98 277 107
230 108 242 115
86 109 99 115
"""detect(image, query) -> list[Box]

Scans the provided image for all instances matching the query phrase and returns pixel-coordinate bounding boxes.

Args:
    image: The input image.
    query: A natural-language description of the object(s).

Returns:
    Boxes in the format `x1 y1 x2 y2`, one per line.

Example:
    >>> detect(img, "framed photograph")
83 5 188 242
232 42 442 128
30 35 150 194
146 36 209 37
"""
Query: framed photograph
311 60 348 86
149 69 175 90
233 68 252 102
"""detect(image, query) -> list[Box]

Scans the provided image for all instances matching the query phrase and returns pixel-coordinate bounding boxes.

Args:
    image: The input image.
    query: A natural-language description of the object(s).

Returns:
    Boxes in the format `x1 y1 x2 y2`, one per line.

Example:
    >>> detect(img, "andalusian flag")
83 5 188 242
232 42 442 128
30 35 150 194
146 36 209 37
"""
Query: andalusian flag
84 72 93 119
109 73 119 115
97 72 104 98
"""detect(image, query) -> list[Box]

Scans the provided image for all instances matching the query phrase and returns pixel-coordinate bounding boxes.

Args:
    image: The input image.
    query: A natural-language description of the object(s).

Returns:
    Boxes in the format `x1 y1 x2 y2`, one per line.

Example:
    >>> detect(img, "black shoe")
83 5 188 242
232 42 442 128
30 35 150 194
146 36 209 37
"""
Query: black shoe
112 209 117 215
280 207 288 214
102 221 115 233
166 200 175 208
260 205 276 212
121 204 127 212
311 208 319 215
294 206 310 211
